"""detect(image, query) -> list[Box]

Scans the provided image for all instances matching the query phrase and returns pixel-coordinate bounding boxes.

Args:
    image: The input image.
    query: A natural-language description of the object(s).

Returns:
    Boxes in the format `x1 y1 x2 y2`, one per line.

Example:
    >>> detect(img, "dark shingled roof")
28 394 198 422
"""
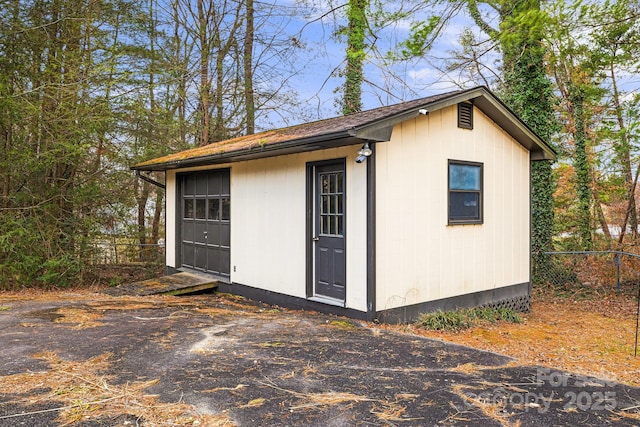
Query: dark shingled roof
132 86 555 171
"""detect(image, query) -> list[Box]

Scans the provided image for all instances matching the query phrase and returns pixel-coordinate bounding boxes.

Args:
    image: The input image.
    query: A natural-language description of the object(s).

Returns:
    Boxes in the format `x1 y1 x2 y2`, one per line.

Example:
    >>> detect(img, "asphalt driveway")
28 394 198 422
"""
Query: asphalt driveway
0 292 638 426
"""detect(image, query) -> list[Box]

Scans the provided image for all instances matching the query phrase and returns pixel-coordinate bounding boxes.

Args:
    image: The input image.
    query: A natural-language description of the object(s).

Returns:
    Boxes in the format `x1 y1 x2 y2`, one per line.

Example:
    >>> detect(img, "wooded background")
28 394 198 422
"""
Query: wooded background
0 0 638 288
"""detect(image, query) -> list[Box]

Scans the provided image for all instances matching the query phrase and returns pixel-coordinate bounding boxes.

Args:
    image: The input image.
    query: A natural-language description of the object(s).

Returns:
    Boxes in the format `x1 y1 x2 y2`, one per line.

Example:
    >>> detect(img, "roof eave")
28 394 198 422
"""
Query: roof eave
131 130 362 172
133 86 556 172
348 88 487 141
470 88 557 161
349 87 502 146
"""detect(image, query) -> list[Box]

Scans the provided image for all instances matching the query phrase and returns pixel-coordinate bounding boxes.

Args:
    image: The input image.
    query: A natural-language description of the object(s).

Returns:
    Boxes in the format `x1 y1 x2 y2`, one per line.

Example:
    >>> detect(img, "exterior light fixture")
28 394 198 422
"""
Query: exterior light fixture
355 142 372 163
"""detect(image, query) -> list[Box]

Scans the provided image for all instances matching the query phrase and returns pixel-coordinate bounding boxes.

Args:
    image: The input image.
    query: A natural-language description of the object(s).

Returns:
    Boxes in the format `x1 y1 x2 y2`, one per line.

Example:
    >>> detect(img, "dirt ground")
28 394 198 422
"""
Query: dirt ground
394 286 640 388
0 288 639 426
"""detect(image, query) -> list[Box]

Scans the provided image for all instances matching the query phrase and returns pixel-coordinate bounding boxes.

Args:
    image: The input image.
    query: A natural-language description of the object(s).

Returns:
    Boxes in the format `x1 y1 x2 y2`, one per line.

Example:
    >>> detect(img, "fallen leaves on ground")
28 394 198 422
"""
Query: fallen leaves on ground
393 288 640 386
0 352 234 426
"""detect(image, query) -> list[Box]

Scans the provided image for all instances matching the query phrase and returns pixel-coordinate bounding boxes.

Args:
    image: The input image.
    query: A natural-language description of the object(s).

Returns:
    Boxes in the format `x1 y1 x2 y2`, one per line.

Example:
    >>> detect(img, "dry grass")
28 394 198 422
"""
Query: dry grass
0 352 235 426
258 379 374 411
451 384 521 427
289 391 374 411
53 307 104 329
394 288 640 386
257 378 427 423
2 287 638 424
449 362 487 375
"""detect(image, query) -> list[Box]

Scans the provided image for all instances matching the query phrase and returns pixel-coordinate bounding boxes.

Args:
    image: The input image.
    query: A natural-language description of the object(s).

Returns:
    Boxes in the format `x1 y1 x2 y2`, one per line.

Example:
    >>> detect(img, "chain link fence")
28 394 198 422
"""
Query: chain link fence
87 238 165 285
539 251 640 356
90 240 165 265
539 251 640 294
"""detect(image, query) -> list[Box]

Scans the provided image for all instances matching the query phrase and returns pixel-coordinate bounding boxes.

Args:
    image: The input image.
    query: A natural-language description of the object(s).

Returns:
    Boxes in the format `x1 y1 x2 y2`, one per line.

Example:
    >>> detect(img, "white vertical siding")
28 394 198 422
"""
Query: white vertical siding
376 105 530 311
231 146 368 311
164 146 368 312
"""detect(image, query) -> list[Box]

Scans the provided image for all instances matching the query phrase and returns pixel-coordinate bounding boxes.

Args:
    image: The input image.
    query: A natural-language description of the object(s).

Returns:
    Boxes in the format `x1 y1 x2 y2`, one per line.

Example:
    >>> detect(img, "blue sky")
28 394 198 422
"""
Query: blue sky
269 0 484 123
250 0 638 130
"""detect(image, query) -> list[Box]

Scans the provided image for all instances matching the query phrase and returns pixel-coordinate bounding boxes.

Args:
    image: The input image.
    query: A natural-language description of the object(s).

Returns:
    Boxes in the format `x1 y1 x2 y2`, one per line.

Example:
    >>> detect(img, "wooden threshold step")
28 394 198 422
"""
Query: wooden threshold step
103 272 218 296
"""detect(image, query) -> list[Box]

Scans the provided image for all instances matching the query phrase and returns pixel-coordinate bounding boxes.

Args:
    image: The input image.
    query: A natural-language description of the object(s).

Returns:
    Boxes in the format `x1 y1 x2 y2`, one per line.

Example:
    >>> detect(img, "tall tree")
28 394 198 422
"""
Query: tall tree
546 0 639 249
244 0 255 134
404 0 558 279
546 0 603 249
486 0 558 280
0 0 150 286
340 0 368 114
590 0 640 245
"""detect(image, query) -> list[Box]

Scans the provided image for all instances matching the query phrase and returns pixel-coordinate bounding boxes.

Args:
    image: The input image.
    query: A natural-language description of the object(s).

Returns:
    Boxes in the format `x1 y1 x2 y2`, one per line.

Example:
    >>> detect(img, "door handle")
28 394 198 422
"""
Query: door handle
203 231 208 239
312 236 320 242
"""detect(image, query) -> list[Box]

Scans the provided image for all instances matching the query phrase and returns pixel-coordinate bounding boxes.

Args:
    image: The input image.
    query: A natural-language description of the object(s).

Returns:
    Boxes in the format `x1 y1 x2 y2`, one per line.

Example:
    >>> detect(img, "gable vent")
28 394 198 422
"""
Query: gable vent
458 102 474 130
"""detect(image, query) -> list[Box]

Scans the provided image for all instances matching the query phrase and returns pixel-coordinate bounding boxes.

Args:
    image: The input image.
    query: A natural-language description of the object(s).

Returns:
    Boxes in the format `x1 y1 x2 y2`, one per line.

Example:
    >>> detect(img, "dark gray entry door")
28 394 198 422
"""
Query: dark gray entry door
180 170 230 278
314 162 346 301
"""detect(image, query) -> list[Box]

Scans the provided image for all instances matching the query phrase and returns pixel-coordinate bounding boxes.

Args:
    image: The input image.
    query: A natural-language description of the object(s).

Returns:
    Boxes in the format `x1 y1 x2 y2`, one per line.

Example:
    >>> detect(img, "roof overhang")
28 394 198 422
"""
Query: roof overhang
404 87 556 161
132 133 368 172
468 89 556 161
132 86 555 172
348 86 555 161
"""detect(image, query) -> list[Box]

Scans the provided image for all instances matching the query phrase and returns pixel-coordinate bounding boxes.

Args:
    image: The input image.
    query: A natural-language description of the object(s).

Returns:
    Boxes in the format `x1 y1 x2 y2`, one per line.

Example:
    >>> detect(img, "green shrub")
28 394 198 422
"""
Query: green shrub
417 309 472 332
0 214 83 289
495 307 522 323
416 307 522 332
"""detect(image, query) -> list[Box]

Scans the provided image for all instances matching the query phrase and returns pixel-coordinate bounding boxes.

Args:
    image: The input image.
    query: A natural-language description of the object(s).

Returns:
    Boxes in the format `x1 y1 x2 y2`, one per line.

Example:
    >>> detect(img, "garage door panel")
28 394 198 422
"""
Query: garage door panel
193 222 207 245
182 222 194 243
207 223 220 245
180 169 230 278
220 223 230 247
196 174 207 195
183 244 194 266
208 172 222 195
219 249 230 275
183 175 196 195
194 244 206 269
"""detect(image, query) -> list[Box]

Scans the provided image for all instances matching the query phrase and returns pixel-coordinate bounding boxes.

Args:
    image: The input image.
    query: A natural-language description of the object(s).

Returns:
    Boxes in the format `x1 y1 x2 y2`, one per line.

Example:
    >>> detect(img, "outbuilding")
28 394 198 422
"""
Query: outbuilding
132 86 555 322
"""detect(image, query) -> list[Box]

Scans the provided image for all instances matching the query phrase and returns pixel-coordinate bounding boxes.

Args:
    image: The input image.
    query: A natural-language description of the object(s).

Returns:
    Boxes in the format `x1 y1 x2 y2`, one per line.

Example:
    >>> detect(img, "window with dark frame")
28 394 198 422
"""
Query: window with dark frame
448 160 483 224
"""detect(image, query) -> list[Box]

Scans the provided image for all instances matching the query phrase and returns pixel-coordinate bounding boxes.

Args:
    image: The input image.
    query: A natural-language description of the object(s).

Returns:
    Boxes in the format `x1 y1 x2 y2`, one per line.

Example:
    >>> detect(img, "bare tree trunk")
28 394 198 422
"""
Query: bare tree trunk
198 0 211 146
136 180 150 261
244 0 255 135
610 61 637 240
151 186 163 244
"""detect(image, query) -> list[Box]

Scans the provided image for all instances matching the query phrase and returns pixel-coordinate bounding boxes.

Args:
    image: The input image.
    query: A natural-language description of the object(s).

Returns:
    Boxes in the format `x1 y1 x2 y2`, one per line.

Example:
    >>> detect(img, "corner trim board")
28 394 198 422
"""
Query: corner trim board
366 142 377 321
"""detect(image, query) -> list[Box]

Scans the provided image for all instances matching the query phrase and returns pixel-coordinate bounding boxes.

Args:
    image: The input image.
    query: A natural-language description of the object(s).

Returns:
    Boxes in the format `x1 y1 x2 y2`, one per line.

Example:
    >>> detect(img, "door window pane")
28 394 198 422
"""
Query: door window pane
184 199 194 219
321 215 329 235
195 199 206 219
321 195 329 214
221 197 230 220
321 175 329 192
208 199 220 220
318 170 345 236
